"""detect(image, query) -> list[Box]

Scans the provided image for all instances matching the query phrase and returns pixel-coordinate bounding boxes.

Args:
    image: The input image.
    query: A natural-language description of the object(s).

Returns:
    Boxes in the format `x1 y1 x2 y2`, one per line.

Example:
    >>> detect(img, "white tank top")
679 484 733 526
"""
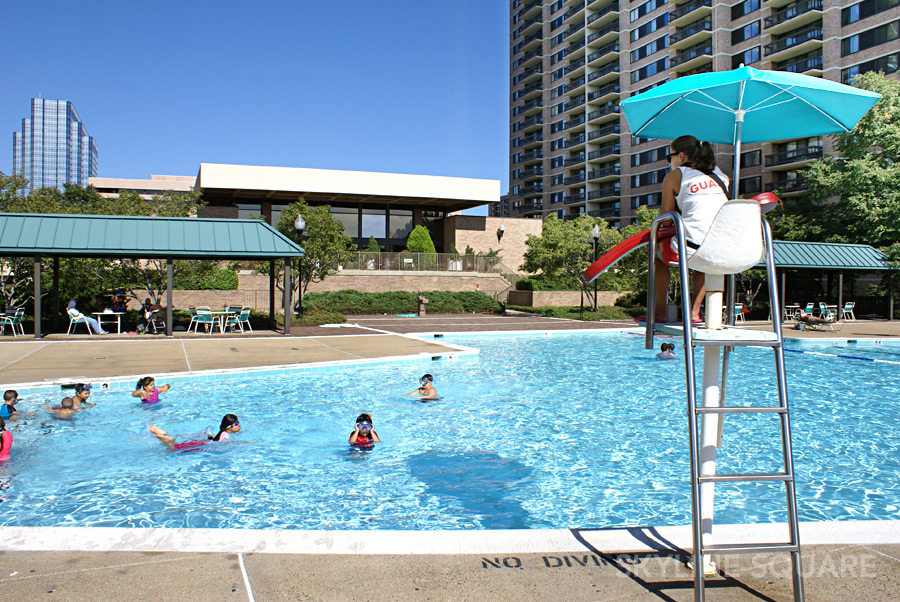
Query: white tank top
676 165 730 246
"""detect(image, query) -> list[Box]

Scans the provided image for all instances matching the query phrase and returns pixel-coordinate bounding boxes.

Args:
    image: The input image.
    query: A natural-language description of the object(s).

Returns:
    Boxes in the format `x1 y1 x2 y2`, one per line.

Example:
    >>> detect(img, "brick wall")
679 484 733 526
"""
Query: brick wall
240 272 512 297
443 215 541 274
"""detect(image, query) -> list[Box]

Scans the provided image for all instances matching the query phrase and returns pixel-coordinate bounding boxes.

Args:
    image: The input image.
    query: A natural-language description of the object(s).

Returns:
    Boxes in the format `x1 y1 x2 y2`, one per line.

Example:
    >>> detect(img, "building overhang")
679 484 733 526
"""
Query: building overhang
195 163 500 212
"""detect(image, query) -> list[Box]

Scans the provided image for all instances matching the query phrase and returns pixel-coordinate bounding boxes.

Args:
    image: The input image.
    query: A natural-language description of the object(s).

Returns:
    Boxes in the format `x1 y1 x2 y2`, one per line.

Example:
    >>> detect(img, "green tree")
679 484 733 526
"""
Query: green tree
366 236 381 252
265 199 355 309
406 225 436 254
776 72 900 260
520 214 624 290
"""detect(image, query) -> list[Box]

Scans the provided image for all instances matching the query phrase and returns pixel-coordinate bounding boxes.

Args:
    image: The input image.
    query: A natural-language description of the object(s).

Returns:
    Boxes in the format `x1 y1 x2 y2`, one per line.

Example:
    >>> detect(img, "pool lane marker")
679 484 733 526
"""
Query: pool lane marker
238 553 256 602
784 348 900 366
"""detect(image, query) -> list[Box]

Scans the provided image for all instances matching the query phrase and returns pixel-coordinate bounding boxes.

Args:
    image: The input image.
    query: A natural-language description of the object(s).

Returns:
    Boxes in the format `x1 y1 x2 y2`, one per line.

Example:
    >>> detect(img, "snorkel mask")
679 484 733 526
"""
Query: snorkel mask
356 421 373 432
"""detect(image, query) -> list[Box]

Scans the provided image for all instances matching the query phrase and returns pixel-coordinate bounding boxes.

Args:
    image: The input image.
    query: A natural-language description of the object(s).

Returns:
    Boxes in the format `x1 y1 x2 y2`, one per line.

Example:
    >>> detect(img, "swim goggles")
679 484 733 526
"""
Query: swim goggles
356 422 373 431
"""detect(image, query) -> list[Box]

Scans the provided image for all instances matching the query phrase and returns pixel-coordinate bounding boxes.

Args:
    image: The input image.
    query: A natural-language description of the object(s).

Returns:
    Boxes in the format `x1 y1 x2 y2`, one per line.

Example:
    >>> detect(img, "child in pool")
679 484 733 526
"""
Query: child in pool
0 416 11 458
349 413 381 445
656 343 676 360
132 376 172 404
2 390 34 419
404 374 439 400
148 414 240 451
43 397 82 419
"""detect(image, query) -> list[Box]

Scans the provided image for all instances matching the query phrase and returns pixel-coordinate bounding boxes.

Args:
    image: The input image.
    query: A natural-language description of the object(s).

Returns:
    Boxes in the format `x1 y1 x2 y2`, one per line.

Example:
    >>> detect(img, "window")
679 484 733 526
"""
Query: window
631 35 668 63
741 149 762 168
842 51 900 83
739 177 762 196
551 174 565 186
551 32 566 48
632 168 669 188
551 84 566 98
551 16 565 31
330 207 359 238
631 14 668 42
237 203 262 220
551 156 565 168
361 208 386 239
842 21 899 55
550 192 564 204
632 192 663 208
551 119 565 133
551 50 567 65
271 204 290 225
389 210 413 239
731 0 760 20
843 0 900 26
550 0 565 14
732 46 761 69
631 57 668 83
551 137 565 151
632 146 668 167
630 0 667 22
731 20 760 45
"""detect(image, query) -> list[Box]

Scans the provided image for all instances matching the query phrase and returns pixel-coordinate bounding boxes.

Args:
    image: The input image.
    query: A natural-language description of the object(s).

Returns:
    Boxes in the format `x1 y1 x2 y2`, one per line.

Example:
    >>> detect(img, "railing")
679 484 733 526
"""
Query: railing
564 115 586 130
519 31 542 47
564 77 586 93
587 41 619 63
519 149 544 161
565 58 586 75
563 134 586 148
587 104 620 120
587 144 620 160
764 146 823 167
336 252 508 275
564 154 586 166
587 82 620 101
671 42 712 67
765 177 806 193
564 173 587 185
588 122 620 140
564 2 585 19
670 17 711 45
588 184 620 199
779 54 822 73
588 20 619 42
670 0 711 21
563 96 587 111
519 202 544 213
519 166 544 178
564 193 587 204
765 0 823 30
764 26 822 56
587 61 620 81
587 164 620 179
587 2 619 25
521 183 544 194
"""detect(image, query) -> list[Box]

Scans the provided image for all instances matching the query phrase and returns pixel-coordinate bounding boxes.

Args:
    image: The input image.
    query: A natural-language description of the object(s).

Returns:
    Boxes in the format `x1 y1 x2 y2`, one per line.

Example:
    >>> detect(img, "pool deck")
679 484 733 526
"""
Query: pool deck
2 313 900 601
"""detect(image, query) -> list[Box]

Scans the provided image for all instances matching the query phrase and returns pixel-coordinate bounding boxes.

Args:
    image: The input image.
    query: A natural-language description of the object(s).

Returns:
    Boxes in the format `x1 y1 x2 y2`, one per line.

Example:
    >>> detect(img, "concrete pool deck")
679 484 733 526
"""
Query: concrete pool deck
2 313 900 601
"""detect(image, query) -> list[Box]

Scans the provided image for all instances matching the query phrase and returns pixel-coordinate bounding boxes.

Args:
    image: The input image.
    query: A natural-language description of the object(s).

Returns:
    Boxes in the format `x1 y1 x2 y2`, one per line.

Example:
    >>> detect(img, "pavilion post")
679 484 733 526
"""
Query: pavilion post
889 270 894 322
838 271 844 314
269 260 276 331
283 257 291 335
52 257 60 331
33 256 41 339
166 258 174 337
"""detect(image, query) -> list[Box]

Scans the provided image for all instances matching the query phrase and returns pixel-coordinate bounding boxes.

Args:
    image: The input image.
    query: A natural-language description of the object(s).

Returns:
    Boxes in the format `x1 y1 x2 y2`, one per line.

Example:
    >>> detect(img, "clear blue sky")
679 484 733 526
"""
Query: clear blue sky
1 0 509 215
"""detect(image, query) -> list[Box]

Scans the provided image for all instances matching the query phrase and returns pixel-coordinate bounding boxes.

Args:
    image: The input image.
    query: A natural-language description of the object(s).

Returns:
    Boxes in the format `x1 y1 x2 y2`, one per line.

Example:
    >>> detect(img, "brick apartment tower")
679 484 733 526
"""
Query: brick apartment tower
498 0 900 224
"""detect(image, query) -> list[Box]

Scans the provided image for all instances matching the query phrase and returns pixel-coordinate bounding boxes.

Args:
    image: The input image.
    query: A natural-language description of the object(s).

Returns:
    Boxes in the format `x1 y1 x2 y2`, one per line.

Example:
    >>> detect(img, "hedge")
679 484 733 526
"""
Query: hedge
506 304 632 321
174 269 239 290
303 290 502 315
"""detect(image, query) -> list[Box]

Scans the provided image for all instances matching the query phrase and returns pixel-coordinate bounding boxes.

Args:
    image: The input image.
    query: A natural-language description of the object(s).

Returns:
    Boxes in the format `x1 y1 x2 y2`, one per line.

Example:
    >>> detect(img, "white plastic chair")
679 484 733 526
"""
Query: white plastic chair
66 308 93 335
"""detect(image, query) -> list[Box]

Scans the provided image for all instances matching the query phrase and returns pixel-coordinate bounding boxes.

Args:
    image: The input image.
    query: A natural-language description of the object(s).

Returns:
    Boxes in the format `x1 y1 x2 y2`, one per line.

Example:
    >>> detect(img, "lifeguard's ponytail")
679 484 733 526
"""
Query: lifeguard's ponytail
670 135 717 173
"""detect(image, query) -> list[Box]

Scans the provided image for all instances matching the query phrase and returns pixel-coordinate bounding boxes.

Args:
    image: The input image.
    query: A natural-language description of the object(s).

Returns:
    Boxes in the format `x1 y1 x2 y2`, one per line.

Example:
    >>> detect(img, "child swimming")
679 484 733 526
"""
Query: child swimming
349 413 381 445
0 416 11 458
1 390 34 419
132 376 172 404
656 342 676 360
404 374 439 400
43 397 82 419
148 414 240 452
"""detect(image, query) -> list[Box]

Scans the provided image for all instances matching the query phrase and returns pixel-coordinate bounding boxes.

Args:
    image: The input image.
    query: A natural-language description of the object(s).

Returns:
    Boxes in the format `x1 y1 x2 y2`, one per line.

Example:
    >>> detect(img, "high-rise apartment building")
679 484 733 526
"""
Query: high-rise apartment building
499 0 900 224
12 98 98 193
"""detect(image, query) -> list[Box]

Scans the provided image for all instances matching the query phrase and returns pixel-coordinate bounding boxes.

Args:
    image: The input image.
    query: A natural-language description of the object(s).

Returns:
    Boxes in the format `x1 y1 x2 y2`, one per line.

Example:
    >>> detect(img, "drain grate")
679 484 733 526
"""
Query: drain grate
229 347 238 352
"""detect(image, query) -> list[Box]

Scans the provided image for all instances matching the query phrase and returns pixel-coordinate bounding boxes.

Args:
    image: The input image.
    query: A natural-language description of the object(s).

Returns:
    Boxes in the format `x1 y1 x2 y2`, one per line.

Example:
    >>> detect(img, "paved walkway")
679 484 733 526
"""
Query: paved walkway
2 313 900 601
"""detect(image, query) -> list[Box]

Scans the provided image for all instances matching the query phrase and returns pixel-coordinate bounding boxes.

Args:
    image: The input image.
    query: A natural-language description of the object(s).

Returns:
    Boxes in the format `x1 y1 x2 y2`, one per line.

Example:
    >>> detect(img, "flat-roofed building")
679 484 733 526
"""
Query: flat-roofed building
89 174 196 199
195 163 500 252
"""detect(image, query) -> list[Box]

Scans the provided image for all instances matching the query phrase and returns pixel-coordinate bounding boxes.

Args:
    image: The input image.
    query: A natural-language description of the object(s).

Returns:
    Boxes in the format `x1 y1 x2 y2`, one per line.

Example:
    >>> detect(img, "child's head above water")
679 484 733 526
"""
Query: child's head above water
420 374 433 386
4 390 17 403
60 397 74 409
660 343 668 353
136 376 155 390
355 413 374 432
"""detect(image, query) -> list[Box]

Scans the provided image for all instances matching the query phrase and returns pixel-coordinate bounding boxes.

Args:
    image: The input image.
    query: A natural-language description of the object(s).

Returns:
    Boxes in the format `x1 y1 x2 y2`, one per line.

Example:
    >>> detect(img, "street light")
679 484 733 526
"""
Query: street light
591 224 600 312
294 214 306 317
497 223 505 243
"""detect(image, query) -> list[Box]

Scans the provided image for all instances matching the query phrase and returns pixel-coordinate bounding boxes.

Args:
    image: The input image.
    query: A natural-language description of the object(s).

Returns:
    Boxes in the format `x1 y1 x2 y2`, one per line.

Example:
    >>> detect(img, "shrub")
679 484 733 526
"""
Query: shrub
366 236 381 252
303 290 501 315
174 268 238 290
506 304 632 321
406 225 436 254
515 274 581 291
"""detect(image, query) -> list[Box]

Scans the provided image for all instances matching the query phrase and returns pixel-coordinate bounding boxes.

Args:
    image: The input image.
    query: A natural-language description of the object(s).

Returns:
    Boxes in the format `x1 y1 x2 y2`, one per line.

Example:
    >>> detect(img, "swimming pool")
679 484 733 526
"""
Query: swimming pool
2 332 898 530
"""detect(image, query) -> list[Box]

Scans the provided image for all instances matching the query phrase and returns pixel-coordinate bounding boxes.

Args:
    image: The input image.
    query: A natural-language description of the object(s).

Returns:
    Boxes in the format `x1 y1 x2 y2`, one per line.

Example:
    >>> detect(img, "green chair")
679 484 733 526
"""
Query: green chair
189 306 216 334
225 306 253 333
0 308 25 337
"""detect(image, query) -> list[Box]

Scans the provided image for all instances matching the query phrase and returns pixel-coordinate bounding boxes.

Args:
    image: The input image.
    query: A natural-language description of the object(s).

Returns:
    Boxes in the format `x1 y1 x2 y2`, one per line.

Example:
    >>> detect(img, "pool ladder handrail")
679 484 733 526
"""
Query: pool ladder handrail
645 211 805 602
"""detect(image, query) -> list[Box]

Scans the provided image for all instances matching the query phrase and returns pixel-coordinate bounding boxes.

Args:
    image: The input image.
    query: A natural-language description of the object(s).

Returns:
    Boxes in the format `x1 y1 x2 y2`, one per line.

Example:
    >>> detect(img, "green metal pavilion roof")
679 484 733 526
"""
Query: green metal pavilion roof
0 213 304 259
758 240 892 271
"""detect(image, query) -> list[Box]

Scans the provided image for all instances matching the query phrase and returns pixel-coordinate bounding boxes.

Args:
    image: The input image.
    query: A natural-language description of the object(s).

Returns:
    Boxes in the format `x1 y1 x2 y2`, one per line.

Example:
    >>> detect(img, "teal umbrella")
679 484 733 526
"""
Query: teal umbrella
620 65 881 196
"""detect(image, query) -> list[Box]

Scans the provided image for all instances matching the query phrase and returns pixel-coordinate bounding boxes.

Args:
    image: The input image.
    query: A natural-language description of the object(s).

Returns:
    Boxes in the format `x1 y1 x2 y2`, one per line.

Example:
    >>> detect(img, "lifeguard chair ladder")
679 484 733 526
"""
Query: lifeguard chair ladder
645 201 804 602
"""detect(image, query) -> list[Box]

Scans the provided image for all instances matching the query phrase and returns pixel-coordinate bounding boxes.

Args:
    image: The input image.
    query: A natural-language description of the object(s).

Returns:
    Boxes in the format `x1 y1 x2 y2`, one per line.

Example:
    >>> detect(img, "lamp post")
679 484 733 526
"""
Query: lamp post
496 223 505 243
591 224 600 312
294 214 306 317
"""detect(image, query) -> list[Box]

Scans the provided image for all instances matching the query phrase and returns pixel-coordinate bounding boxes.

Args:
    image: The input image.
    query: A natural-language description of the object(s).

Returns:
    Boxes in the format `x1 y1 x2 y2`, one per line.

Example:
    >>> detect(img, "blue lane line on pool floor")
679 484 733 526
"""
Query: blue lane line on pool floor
784 348 900 365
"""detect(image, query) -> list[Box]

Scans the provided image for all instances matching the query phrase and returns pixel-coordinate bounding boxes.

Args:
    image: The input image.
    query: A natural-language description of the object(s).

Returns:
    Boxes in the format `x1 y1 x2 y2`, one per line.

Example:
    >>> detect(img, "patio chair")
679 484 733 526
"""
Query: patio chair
0 308 25 337
840 302 856 321
722 302 745 323
189 306 216 334
804 302 815 315
819 302 837 321
225 306 253 333
146 307 166 334
66 307 93 335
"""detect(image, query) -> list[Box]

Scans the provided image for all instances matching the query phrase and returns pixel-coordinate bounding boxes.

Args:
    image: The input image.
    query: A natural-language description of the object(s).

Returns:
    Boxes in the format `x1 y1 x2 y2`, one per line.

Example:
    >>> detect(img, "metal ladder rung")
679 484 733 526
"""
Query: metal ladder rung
696 407 787 414
698 472 791 484
691 339 781 348
703 542 800 555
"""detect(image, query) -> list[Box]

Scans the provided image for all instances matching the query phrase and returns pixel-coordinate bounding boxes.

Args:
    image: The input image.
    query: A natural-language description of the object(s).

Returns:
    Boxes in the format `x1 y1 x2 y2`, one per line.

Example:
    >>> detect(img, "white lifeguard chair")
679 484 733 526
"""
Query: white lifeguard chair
646 200 805 602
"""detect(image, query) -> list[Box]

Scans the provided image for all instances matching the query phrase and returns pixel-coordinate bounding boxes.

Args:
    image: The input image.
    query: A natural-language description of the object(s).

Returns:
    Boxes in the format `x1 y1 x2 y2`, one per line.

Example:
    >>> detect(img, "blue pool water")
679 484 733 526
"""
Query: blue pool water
1 332 898 530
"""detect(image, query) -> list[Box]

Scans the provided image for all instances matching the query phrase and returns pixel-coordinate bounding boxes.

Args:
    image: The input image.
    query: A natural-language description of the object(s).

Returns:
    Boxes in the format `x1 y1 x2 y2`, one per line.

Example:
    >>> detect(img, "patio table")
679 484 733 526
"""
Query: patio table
209 310 238 333
92 312 122 334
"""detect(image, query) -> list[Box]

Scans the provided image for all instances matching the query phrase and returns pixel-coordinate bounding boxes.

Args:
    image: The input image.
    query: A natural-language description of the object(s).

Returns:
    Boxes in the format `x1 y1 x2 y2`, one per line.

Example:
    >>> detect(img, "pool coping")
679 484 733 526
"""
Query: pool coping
2 520 899 555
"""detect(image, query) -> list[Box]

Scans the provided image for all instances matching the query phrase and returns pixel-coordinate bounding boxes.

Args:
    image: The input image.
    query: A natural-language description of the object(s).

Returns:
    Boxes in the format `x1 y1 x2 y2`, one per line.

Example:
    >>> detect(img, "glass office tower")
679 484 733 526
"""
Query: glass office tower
12 98 98 193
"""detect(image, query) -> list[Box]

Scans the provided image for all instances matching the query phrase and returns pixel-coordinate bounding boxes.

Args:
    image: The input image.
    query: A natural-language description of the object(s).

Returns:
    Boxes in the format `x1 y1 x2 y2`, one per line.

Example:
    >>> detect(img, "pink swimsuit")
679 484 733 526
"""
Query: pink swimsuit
142 388 160 404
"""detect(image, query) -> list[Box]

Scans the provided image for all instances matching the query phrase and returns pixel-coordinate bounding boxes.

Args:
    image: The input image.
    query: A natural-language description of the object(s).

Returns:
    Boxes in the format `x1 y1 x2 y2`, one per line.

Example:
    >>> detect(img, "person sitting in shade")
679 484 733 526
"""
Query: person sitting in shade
67 300 107 335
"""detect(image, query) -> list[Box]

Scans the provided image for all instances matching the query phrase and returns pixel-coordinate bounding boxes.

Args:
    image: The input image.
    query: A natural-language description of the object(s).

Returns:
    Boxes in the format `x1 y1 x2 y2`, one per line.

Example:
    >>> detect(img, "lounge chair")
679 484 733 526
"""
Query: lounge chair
66 308 93 335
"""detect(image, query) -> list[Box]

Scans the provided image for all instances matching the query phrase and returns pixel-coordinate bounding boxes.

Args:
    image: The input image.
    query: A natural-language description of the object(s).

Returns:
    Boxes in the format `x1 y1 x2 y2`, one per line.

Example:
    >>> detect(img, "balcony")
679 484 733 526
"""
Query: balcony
564 192 587 204
564 173 587 185
587 164 620 181
764 145 823 168
589 206 619 218
588 122 620 141
517 47 544 68
515 15 542 39
519 201 544 214
518 31 542 52
518 149 544 163
521 183 544 196
765 177 806 195
585 41 619 67
764 0 823 36
519 166 544 179
764 24 822 62
519 115 543 131
517 98 543 116
588 184 620 200
587 61 619 85
670 41 712 72
564 76 586 93
564 1 585 22
670 0 711 28
587 103 620 123
669 17 712 50
517 0 542 21
518 64 543 82
566 22 585 39
587 143 620 160
587 82 620 103
564 153 586 166
563 95 587 112
777 53 823 75
563 133 586 149
586 2 619 29
565 57 587 77
518 133 544 148
586 20 619 49
564 115 586 130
